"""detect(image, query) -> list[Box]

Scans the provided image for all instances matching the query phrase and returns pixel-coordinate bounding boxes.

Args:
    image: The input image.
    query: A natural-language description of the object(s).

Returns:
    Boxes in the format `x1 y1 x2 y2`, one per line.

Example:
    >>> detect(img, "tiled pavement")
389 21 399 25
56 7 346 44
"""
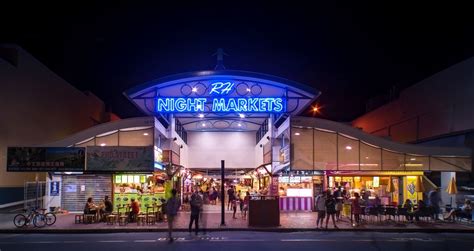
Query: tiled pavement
1 205 473 232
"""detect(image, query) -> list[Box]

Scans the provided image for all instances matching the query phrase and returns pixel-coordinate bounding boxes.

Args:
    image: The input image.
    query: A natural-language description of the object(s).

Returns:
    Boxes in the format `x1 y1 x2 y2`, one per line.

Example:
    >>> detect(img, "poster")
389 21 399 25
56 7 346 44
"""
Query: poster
7 147 85 172
404 176 421 203
270 176 279 196
64 185 77 193
87 146 153 172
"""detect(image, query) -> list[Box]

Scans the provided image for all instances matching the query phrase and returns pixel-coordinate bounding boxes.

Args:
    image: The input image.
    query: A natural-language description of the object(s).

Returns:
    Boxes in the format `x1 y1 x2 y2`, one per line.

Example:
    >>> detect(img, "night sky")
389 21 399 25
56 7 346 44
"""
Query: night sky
3 2 474 121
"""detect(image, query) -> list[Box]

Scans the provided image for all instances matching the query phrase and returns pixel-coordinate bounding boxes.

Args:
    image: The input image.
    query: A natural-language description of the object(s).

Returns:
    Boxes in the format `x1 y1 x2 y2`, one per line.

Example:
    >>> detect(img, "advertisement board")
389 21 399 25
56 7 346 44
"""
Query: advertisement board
87 146 153 172
7 147 85 172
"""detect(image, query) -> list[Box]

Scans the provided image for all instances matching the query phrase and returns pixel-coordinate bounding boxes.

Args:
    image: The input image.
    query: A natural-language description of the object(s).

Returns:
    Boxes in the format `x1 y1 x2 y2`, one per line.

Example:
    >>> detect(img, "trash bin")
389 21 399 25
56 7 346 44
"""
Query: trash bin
248 196 280 227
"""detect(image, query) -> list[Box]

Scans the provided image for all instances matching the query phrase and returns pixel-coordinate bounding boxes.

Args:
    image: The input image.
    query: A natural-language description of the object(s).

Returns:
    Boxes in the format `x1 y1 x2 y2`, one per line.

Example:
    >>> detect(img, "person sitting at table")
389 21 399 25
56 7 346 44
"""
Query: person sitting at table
444 199 472 221
129 198 140 222
84 197 97 215
104 196 113 214
413 200 427 222
403 199 414 222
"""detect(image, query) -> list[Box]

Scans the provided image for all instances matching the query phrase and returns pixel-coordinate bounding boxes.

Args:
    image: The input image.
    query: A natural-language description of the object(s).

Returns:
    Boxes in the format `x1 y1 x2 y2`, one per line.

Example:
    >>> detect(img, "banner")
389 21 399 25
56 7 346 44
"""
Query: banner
7 147 85 172
86 146 153 172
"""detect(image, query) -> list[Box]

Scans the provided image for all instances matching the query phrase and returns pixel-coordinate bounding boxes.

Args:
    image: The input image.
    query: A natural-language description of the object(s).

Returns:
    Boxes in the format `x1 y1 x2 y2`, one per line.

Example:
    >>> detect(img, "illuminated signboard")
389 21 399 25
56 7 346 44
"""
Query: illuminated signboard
155 81 286 113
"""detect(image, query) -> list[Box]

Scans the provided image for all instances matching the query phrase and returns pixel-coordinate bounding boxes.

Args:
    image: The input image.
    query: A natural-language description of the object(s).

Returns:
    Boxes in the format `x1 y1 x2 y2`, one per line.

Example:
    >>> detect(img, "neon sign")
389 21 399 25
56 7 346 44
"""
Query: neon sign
209 82 234 95
155 81 286 113
156 97 285 113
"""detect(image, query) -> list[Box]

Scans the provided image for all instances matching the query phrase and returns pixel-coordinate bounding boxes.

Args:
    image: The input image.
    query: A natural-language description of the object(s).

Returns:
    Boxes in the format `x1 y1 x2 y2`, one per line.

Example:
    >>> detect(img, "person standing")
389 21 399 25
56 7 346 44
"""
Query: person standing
315 192 327 229
189 188 203 235
325 191 338 229
227 186 235 210
428 187 442 220
242 191 250 219
351 193 362 226
166 189 181 243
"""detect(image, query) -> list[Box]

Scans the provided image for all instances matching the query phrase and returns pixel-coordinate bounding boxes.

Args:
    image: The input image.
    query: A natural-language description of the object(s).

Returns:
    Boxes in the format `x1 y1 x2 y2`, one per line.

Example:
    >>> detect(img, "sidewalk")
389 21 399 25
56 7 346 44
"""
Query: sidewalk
1 209 474 233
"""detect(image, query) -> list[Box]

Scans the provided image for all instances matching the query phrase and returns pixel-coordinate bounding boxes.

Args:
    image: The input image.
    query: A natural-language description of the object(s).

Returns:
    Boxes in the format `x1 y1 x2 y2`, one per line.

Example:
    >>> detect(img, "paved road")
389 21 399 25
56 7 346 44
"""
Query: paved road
0 231 473 251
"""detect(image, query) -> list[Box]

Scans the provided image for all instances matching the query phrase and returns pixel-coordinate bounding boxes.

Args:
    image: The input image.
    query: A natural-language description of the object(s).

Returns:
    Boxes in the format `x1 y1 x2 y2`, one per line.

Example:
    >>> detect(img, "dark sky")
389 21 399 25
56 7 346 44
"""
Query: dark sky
3 2 474 121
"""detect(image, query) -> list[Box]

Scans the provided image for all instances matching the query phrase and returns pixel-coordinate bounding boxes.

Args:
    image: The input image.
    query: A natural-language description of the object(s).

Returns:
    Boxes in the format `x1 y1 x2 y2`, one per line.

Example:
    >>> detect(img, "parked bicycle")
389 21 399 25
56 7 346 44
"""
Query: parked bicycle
38 208 57 226
13 207 47 228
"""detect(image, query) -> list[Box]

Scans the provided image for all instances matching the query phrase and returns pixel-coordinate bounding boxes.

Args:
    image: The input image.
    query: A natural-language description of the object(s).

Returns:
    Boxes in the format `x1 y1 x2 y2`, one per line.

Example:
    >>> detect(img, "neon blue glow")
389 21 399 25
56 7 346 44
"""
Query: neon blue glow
209 82 234 95
155 97 285 113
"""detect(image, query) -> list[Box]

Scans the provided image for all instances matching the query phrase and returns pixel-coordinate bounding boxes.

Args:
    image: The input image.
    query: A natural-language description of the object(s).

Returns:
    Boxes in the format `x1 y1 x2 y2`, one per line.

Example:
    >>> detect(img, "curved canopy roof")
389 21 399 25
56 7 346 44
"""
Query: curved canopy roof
124 70 320 131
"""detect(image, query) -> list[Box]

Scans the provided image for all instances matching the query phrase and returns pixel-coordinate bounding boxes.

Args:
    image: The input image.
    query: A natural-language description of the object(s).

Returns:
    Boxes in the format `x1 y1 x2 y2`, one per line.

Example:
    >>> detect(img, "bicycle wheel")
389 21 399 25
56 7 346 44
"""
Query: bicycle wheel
33 214 46 228
13 214 27 228
44 212 56 226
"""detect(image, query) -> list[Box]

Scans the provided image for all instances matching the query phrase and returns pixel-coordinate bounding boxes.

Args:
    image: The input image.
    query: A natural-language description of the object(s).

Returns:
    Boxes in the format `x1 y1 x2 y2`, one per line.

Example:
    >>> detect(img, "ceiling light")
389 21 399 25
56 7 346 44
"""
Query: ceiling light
198 113 204 118
143 133 149 136
294 132 300 136
246 88 251 92
201 123 206 127
410 158 416 161
239 114 245 118
238 123 242 127
100 143 106 146
192 87 198 92
345 146 352 150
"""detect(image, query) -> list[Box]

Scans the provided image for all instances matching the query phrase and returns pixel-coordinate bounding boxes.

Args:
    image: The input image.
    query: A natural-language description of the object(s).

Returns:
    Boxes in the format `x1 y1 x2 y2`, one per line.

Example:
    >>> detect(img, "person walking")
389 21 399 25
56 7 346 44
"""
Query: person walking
325 191 338 229
428 187 442 220
189 188 203 236
166 189 181 243
315 192 327 229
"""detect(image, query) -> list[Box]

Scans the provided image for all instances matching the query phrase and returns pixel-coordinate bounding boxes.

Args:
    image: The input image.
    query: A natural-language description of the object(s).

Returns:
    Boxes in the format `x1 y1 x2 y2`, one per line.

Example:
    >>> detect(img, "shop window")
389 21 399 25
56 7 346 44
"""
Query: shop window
382 150 405 170
360 142 381 171
430 156 471 172
337 135 359 170
405 155 428 171
95 131 119 147
314 129 337 170
291 127 313 170
119 128 153 146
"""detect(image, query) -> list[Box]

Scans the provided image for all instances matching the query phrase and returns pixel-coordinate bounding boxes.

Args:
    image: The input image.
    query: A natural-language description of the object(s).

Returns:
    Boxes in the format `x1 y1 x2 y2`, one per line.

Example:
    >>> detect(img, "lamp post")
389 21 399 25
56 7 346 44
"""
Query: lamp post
220 160 226 226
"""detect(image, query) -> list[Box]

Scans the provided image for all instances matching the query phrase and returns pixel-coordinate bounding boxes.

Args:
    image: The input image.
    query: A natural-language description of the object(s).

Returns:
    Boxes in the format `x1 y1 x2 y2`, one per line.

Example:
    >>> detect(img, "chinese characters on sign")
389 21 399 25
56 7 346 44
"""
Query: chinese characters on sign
7 147 85 172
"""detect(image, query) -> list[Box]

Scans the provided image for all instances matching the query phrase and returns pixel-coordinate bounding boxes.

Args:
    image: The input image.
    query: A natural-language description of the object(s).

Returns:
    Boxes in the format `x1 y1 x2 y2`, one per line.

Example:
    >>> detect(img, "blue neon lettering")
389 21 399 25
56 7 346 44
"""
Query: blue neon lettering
248 98 259 112
226 98 238 111
273 98 283 112
175 98 187 112
209 82 234 95
156 97 286 113
212 98 227 112
237 98 248 112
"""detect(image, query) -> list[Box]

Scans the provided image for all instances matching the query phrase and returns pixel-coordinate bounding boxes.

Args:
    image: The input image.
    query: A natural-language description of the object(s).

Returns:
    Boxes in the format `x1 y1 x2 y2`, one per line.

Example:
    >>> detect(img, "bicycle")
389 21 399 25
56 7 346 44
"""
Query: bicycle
38 208 57 226
13 208 47 228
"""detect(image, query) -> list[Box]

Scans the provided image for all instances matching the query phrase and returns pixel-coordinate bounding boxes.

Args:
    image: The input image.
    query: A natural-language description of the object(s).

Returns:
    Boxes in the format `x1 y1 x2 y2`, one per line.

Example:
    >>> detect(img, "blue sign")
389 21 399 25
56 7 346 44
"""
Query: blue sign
50 181 60 196
155 81 285 113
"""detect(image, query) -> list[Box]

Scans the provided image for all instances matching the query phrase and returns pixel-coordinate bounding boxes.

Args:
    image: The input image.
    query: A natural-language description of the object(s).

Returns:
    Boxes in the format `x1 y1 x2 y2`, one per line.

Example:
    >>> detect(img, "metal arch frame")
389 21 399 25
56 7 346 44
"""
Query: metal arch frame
180 117 263 126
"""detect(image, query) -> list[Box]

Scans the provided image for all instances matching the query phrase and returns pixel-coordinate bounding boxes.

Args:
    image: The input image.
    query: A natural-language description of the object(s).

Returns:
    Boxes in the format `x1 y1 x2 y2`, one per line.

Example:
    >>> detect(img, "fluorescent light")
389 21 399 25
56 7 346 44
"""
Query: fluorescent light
410 158 416 161
100 143 106 146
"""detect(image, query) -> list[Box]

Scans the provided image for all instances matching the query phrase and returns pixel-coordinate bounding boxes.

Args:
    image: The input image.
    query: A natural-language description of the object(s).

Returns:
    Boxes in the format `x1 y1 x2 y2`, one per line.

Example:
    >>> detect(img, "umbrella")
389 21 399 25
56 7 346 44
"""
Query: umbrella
386 177 396 193
446 177 457 206
415 176 425 192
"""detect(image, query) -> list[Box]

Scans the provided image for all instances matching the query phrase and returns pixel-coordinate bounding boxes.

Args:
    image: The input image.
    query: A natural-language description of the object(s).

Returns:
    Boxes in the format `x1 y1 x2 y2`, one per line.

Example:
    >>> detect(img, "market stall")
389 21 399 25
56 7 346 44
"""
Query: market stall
278 176 313 211
113 172 166 212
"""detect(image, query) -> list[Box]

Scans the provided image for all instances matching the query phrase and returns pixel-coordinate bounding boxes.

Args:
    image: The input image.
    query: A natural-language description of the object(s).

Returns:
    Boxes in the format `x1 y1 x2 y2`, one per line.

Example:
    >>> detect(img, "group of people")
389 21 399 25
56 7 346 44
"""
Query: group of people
226 186 250 219
83 196 113 222
315 190 342 229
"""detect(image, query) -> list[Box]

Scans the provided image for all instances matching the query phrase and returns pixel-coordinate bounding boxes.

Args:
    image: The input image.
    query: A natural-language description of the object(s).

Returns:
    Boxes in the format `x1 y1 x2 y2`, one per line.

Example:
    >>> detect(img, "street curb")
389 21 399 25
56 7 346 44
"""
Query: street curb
1 227 474 234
